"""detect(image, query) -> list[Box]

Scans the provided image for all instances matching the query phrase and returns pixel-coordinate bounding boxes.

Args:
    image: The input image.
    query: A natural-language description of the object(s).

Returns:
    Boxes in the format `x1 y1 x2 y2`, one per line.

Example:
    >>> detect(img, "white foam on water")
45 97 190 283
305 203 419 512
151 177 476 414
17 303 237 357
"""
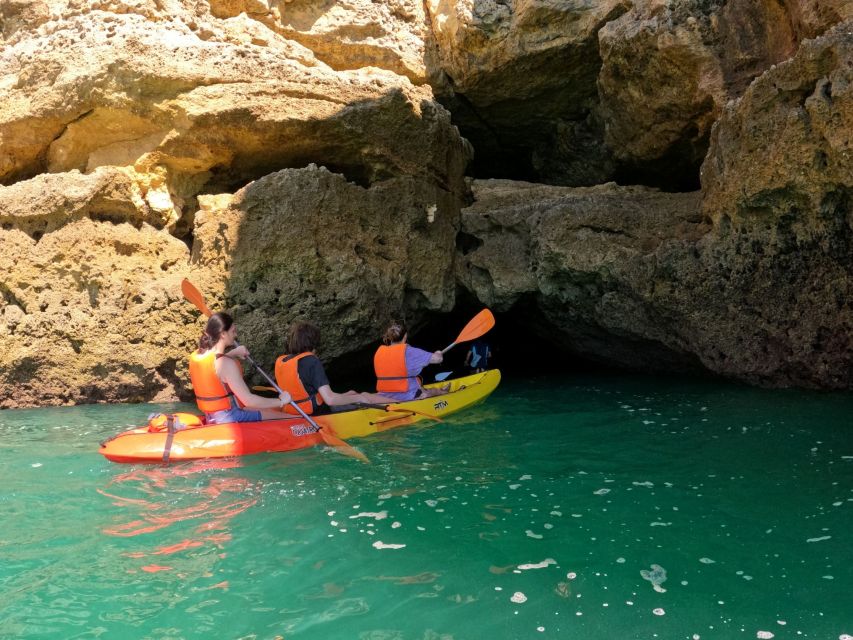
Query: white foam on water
526 530 543 539
839 634 852 639
833 501 843 506
537 627 544 632
518 558 556 570
550 511 562 516
571 514 582 518
653 608 665 616
510 592 527 603
417 526 425 531
544 523 553 529
330 520 339 526
777 621 786 625
641 564 667 593
519 475 532 480
567 572 577 579
31 463 42 468
593 488 611 495
822 575 834 580
425 499 438 507
372 541 405 550
391 522 401 529
806 536 831 543
378 494 391 500
509 484 521 490
756 632 774 639
327 511 336 516
699 557 716 564
633 481 654 488
650 522 671 527
617 558 626 563
349 511 388 521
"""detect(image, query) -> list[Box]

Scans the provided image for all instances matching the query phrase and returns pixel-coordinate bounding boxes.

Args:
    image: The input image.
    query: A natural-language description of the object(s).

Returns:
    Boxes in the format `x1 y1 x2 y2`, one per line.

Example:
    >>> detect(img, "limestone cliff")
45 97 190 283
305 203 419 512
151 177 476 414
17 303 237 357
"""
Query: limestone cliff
0 0 469 407
0 0 851 408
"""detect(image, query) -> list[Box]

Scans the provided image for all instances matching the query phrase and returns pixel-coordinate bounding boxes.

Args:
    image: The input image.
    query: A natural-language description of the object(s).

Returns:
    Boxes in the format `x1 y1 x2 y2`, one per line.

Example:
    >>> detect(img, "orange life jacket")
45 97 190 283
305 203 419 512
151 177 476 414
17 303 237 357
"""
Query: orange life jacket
188 350 234 413
274 352 324 415
374 343 415 393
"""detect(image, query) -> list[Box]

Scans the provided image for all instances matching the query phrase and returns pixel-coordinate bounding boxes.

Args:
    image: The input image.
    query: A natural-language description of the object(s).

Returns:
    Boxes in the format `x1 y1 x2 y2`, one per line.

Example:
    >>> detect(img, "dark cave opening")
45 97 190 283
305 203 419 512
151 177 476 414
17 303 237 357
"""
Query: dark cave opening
327 296 608 391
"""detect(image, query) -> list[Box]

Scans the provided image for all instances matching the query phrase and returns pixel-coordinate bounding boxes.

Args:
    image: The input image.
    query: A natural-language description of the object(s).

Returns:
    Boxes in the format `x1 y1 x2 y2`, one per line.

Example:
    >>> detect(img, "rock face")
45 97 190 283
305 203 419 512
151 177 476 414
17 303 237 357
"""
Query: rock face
427 0 849 190
0 0 469 407
425 0 629 185
458 25 853 389
191 165 460 369
0 169 195 407
459 176 851 388
458 180 712 373
1 1 851 407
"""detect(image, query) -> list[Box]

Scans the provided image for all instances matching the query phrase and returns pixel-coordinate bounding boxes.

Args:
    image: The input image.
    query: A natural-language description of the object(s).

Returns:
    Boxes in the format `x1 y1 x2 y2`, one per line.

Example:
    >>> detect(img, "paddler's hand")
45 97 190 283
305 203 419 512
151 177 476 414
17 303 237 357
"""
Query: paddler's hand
432 350 444 364
278 391 292 408
227 345 249 360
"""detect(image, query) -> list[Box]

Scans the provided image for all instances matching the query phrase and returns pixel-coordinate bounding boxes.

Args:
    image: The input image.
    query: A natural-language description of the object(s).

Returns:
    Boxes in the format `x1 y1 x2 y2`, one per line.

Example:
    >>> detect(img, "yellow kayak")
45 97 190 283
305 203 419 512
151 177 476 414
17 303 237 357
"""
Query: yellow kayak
320 369 501 439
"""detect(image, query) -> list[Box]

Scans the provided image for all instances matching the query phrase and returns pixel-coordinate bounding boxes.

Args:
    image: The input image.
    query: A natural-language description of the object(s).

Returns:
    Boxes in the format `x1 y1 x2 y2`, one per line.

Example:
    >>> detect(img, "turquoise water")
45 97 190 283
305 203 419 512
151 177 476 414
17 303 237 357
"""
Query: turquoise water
1 374 851 639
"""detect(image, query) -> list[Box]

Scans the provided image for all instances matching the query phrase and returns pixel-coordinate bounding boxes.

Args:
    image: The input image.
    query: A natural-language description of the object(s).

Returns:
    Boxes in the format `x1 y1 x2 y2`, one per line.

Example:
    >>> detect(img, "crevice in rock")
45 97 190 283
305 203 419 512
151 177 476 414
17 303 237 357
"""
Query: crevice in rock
201 160 375 194
0 283 27 313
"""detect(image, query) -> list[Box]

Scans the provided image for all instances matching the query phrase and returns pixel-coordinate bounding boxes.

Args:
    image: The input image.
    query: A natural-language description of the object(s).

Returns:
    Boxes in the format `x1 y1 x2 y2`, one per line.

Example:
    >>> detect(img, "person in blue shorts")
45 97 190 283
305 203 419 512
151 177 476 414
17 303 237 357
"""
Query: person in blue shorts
188 312 291 423
465 338 491 373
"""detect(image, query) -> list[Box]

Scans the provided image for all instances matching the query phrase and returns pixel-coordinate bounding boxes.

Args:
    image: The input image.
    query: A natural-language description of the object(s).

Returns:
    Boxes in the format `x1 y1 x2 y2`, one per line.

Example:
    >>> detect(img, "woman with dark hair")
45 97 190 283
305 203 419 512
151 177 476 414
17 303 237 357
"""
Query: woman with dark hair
373 320 447 401
275 321 394 415
189 312 291 423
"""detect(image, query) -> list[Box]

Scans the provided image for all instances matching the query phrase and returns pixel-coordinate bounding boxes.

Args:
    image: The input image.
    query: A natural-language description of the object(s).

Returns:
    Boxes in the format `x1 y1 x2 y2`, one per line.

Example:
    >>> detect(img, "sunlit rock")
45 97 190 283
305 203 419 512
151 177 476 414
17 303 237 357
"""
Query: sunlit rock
425 0 628 185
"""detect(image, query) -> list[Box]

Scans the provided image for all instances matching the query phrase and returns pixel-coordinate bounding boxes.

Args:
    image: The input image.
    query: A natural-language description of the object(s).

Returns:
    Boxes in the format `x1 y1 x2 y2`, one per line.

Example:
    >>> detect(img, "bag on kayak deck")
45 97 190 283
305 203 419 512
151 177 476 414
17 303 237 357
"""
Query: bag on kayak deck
147 412 204 433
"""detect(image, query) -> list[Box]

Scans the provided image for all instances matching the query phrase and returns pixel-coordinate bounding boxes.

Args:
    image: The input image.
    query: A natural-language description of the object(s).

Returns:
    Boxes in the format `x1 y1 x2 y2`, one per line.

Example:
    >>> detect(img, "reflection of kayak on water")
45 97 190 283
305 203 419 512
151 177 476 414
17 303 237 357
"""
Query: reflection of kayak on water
99 370 501 464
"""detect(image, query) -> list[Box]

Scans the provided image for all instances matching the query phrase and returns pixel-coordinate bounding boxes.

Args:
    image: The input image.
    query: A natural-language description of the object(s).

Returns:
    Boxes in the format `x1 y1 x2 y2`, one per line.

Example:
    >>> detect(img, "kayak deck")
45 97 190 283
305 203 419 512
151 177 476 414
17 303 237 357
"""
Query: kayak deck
99 370 501 463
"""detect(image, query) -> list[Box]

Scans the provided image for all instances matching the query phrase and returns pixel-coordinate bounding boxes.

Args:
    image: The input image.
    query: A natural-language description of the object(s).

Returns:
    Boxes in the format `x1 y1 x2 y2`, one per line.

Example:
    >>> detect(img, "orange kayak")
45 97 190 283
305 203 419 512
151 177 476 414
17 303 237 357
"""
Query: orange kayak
99 417 325 463
99 370 500 463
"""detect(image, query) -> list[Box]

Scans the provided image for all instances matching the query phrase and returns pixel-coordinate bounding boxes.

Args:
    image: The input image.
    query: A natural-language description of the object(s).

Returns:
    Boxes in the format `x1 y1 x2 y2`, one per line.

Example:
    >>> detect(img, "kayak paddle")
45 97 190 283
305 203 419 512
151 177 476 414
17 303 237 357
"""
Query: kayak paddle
434 371 453 381
441 309 495 354
181 279 369 463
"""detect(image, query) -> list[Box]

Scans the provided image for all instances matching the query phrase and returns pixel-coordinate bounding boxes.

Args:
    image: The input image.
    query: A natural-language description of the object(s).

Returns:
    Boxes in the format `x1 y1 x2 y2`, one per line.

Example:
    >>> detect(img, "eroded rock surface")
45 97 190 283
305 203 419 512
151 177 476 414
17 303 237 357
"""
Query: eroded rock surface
1 0 851 407
0 0 469 407
597 0 801 188
425 0 628 185
460 177 851 388
191 165 459 368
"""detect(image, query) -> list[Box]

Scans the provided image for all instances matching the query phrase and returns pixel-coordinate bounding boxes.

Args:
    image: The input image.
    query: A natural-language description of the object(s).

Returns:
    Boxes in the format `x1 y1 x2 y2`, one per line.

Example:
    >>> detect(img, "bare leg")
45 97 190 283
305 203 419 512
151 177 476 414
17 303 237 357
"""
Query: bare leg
420 384 450 398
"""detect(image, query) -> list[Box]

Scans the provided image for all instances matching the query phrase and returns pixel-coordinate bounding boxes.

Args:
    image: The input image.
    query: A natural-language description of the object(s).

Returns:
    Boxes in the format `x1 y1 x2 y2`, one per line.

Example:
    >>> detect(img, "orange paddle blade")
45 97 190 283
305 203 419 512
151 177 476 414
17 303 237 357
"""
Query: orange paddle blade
449 309 495 347
318 427 370 463
181 279 213 318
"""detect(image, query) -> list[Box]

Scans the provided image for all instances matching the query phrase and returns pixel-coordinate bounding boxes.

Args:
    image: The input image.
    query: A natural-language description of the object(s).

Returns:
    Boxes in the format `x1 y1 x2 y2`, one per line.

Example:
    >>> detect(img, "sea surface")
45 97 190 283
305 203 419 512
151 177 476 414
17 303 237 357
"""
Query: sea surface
1 373 851 640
